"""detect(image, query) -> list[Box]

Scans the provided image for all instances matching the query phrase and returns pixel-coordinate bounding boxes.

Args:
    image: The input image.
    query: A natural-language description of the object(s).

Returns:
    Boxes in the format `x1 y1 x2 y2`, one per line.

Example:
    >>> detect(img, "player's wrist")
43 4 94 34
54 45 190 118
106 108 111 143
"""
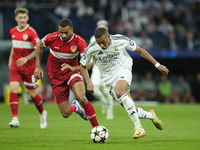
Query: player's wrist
155 62 160 68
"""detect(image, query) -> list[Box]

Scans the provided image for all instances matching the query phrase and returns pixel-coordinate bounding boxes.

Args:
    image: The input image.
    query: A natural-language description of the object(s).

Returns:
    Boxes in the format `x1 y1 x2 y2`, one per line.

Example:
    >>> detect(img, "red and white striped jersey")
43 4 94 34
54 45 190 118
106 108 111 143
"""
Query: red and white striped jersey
42 32 87 78
10 25 39 74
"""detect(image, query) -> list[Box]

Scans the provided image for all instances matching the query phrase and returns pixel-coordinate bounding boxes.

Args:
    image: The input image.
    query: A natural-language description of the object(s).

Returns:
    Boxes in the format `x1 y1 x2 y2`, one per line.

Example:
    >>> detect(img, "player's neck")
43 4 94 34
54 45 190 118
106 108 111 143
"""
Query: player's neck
18 24 28 30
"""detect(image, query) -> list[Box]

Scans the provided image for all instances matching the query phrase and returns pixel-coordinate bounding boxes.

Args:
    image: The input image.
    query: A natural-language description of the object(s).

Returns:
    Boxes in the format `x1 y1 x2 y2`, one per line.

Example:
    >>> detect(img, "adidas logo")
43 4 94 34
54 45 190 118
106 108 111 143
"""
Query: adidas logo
98 51 103 55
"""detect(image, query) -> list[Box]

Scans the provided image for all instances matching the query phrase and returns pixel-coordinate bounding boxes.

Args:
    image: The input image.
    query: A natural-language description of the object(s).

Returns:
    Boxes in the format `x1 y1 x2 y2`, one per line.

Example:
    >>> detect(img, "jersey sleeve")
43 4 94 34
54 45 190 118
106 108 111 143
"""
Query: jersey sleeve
125 37 137 52
80 47 92 67
41 33 52 47
78 37 87 56
30 28 39 48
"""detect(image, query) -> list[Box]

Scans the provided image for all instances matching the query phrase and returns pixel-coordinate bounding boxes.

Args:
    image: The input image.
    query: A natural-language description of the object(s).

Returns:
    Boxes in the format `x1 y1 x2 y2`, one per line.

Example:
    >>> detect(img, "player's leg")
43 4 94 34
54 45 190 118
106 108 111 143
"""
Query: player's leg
91 67 107 114
9 81 20 128
28 89 47 129
71 81 99 127
23 74 47 128
92 86 107 114
115 80 146 139
103 86 114 119
8 68 22 128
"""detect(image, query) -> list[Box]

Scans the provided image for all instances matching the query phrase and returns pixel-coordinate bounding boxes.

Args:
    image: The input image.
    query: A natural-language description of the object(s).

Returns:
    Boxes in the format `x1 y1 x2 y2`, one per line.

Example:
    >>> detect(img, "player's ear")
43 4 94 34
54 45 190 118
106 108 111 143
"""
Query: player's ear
71 27 74 33
27 16 29 21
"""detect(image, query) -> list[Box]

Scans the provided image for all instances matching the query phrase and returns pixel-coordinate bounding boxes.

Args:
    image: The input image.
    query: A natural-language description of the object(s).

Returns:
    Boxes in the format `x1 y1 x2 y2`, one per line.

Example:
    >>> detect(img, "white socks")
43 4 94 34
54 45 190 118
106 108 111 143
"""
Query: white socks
137 108 153 119
119 94 141 127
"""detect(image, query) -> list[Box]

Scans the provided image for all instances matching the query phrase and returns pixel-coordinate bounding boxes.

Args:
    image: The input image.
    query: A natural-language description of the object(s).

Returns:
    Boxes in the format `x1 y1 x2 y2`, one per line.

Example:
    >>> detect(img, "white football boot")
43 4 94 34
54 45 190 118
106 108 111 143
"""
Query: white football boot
40 110 47 129
9 117 20 128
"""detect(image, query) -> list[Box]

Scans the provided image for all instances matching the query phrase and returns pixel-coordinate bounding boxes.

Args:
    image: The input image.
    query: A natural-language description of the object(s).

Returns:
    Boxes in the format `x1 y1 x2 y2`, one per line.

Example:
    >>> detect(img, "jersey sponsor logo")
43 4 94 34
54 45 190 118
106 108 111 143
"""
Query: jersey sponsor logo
99 52 120 63
114 46 119 51
23 33 28 40
98 51 103 55
71 45 77 52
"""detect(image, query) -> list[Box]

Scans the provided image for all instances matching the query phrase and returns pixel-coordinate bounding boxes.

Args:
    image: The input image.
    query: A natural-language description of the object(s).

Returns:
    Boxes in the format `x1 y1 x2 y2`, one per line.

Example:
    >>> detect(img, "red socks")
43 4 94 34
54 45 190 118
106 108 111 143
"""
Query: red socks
32 94 44 114
10 93 18 117
70 105 77 115
83 101 99 127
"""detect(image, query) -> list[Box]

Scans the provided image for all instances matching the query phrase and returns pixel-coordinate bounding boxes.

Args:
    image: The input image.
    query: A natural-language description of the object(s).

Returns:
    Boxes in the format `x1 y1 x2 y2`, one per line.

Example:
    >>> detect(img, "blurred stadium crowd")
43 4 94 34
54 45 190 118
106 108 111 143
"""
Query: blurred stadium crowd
0 0 200 103
1 0 200 50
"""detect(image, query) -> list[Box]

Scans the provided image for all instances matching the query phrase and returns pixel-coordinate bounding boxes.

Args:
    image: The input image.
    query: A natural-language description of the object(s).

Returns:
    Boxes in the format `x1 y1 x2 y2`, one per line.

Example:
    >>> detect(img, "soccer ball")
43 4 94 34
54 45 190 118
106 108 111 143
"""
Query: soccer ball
90 125 109 143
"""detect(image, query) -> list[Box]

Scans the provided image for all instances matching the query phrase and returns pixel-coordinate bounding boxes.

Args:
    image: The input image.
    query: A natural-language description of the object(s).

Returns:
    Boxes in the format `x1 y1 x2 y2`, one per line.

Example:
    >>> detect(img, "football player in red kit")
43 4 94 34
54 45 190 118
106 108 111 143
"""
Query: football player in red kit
8 8 47 128
34 18 99 128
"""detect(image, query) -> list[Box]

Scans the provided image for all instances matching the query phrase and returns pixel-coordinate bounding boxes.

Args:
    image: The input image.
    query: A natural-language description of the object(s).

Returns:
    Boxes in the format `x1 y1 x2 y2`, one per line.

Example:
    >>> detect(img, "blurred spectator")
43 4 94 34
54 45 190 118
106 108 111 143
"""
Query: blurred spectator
76 0 94 18
158 18 174 37
54 0 71 18
140 71 157 101
15 0 27 7
158 74 173 103
161 0 174 13
112 15 127 35
173 75 195 103
125 30 140 45
181 31 195 51
191 72 200 103
130 72 141 101
136 31 154 50
163 32 179 50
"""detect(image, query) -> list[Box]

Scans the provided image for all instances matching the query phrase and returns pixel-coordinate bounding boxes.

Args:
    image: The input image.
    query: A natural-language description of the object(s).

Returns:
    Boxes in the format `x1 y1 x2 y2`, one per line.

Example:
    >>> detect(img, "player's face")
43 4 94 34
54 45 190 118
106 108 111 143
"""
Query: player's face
59 26 73 42
15 13 29 29
95 34 111 50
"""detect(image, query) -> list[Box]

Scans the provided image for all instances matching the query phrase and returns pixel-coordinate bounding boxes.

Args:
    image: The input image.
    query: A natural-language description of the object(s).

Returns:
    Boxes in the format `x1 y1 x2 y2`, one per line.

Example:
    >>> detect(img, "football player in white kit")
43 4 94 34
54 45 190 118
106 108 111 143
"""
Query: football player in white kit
88 20 114 120
80 27 169 139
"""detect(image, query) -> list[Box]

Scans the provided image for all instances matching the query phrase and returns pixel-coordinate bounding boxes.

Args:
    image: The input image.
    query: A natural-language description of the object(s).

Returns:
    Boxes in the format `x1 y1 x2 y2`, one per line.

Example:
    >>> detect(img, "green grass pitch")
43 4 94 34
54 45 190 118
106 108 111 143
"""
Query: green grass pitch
0 103 200 150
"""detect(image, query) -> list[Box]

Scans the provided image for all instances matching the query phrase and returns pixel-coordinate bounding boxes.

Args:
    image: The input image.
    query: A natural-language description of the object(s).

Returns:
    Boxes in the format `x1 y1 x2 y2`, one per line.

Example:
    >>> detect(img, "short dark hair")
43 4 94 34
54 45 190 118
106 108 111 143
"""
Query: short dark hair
59 18 73 28
94 27 107 39
14 8 29 16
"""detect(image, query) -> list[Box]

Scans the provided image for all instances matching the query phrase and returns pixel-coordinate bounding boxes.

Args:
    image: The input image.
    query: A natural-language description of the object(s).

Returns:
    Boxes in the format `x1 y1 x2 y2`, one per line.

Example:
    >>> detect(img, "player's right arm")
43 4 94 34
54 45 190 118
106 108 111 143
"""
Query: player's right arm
34 40 46 79
8 46 14 69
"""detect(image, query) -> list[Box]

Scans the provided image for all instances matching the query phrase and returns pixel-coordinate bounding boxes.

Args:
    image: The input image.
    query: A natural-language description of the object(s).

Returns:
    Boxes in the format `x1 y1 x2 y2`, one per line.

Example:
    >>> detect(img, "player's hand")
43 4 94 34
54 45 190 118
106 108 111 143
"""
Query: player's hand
157 65 169 75
16 57 28 67
34 66 44 79
61 63 73 71
87 82 94 93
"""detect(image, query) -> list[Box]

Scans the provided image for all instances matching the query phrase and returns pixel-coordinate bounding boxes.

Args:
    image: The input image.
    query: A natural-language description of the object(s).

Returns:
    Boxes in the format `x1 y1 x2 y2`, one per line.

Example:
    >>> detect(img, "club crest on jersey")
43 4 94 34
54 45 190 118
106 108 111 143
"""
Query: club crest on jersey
23 34 28 40
71 45 77 52
114 46 119 51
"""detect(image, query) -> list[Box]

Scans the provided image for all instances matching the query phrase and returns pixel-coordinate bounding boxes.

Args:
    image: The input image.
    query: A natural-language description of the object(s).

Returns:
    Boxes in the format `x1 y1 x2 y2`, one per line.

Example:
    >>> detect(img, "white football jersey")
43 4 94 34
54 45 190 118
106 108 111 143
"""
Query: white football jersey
80 34 137 86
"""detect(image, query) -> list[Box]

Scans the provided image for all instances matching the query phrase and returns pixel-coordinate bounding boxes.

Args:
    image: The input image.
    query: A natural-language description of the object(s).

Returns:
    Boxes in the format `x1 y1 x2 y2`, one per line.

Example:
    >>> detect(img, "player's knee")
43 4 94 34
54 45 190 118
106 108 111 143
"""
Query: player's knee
61 112 70 118
77 96 88 106
115 91 125 99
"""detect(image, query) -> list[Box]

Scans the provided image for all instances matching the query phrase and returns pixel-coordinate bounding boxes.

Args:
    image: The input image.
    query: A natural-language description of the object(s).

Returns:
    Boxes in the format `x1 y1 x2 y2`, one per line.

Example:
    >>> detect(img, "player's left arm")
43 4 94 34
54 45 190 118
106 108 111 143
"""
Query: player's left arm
134 45 169 75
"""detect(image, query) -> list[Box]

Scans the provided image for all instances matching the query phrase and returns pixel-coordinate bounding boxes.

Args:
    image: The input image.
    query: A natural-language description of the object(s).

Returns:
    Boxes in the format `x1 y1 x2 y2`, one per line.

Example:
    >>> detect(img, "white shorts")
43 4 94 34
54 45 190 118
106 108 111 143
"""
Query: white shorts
106 67 132 100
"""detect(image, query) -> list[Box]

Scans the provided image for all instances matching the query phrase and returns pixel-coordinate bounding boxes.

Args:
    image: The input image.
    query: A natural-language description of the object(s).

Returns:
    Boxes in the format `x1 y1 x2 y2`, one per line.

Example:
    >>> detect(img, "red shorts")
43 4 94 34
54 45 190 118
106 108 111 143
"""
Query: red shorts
50 71 84 104
9 68 38 90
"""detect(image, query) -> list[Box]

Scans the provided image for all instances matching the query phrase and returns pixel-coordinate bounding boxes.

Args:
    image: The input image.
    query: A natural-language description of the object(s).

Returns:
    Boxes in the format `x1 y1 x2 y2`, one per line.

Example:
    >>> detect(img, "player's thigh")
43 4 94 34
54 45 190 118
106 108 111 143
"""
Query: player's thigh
71 81 88 105
57 100 71 117
51 81 70 104
115 69 132 98
9 68 22 93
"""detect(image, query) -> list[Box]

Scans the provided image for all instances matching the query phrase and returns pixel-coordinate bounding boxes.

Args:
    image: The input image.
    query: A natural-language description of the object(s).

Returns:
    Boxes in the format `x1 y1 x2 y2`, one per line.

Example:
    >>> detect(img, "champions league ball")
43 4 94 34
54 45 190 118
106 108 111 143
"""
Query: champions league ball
90 125 109 143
